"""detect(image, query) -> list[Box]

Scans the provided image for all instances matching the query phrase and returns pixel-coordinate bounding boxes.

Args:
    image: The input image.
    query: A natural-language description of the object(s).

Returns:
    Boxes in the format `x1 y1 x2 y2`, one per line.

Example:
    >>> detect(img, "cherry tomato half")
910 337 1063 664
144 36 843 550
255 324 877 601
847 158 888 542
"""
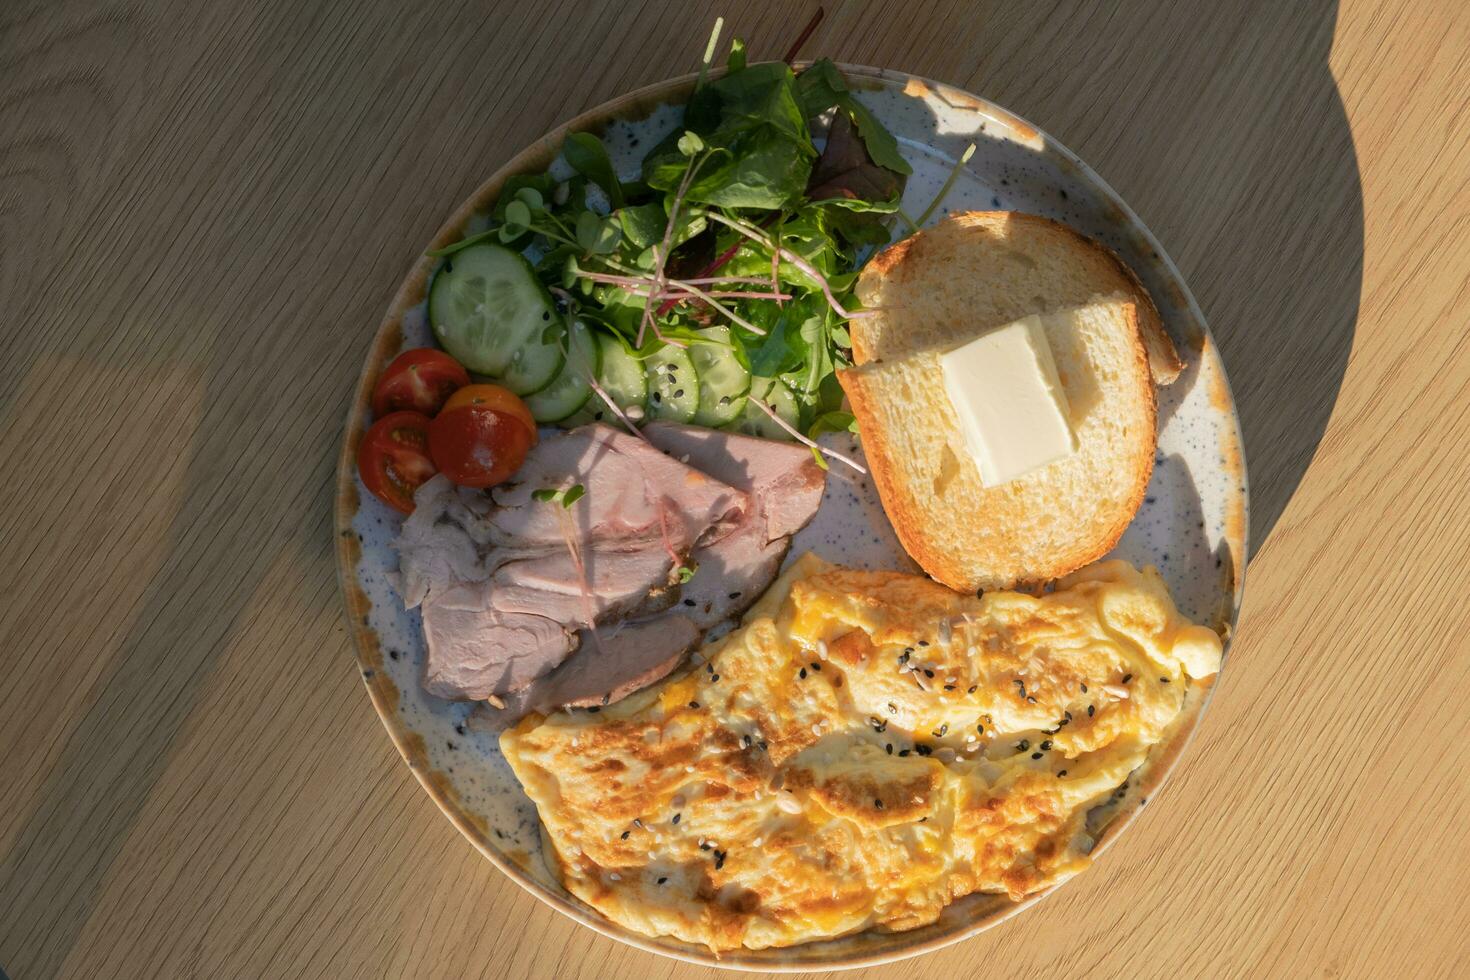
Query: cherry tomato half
358 411 437 513
428 406 534 488
371 348 470 418
442 383 538 444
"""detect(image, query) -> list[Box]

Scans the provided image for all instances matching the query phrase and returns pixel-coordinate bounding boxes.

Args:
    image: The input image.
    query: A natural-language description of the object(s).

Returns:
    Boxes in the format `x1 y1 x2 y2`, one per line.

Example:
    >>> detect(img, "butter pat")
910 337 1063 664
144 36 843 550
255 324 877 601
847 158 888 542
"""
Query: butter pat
939 314 1077 487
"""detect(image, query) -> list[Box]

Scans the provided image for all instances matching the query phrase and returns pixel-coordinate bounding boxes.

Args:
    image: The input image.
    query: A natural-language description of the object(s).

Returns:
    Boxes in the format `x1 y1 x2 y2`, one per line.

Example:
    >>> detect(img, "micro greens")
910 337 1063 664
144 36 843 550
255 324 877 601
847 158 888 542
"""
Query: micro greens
533 484 586 507
425 22 969 449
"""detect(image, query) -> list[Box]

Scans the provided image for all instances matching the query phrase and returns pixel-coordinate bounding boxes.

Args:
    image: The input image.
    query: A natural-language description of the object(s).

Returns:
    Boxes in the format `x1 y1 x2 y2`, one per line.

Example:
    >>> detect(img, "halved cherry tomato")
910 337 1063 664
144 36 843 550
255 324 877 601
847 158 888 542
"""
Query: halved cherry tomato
428 406 534 488
358 411 437 513
371 349 470 418
442 383 538 444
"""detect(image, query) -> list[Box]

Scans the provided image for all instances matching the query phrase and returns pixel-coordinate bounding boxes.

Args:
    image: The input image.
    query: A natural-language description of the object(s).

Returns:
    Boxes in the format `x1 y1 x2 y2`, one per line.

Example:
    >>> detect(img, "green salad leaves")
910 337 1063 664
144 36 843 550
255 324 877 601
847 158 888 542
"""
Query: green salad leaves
429 36 916 450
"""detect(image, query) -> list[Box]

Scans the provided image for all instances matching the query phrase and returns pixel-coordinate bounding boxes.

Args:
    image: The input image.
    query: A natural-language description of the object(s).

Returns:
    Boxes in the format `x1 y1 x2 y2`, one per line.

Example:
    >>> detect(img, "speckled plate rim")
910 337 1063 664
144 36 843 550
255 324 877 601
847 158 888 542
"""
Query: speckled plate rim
334 63 1250 971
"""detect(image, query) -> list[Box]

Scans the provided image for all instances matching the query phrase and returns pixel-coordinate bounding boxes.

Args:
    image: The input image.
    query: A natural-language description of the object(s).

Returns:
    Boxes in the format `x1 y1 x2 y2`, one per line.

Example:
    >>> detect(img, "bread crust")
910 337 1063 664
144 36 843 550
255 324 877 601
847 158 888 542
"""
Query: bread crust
841 211 1160 592
853 211 1181 384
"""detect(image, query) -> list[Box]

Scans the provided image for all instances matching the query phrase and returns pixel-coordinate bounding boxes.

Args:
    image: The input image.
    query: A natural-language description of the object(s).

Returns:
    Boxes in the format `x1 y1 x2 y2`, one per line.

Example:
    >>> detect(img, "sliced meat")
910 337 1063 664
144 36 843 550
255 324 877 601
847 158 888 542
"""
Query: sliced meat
465 615 700 732
486 424 746 558
642 423 826 540
420 581 573 699
395 475 495 607
489 546 679 625
400 424 749 701
673 521 790 630
645 423 826 627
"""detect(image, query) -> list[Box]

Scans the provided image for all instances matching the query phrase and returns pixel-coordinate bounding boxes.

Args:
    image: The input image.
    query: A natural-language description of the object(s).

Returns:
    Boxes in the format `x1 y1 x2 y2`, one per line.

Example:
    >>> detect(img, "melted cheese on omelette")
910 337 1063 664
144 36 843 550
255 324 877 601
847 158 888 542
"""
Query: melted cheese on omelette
501 555 1223 952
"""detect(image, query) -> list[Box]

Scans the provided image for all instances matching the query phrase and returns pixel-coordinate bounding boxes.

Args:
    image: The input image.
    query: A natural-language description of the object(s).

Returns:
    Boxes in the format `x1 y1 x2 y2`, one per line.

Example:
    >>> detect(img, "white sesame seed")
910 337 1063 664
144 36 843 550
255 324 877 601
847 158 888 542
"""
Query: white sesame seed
685 765 695 773
816 640 829 659
1103 684 1131 700
609 873 622 881
811 723 822 736
777 796 801 814
752 837 763 847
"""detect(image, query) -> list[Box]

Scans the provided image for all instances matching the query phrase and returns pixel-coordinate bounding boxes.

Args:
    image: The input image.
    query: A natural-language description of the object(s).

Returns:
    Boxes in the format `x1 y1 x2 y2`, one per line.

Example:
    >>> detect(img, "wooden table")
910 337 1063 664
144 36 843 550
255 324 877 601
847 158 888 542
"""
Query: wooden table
3 1 1467 976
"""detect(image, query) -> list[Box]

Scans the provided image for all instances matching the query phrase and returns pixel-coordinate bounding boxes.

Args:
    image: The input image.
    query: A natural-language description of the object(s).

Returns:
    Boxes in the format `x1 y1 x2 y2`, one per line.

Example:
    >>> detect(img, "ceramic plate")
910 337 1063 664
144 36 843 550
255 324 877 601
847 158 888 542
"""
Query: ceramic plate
334 64 1249 971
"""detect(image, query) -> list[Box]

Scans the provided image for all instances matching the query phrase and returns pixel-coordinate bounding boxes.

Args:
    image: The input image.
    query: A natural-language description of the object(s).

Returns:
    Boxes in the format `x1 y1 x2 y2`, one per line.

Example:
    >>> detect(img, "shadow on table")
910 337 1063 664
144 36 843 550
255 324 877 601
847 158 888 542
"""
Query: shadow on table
958 0 1363 557
0 0 1360 971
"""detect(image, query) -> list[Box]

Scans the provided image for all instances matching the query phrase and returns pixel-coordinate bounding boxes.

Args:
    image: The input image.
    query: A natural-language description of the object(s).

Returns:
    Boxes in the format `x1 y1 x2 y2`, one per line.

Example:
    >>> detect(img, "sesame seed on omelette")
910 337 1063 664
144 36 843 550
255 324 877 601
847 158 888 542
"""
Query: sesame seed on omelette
500 553 1222 952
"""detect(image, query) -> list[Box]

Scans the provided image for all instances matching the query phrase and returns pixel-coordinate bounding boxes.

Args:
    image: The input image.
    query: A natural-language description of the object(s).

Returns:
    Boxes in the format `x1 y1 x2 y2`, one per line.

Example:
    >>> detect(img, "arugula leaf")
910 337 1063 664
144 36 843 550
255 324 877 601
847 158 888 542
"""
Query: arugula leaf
797 59 913 178
563 132 624 208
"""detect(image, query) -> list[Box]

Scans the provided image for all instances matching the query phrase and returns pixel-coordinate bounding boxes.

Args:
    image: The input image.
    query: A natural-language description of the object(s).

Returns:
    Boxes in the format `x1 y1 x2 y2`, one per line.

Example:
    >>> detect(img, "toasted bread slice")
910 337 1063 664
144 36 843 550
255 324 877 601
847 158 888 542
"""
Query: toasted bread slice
852 210 1182 384
840 299 1155 591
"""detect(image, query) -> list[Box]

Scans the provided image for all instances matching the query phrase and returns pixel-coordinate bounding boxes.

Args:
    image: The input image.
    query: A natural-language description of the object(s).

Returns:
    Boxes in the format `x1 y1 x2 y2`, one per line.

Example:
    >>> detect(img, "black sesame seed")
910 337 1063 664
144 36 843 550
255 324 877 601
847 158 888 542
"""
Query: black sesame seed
1016 739 1030 751
714 850 726 869
899 749 911 757
683 598 696 607
688 701 700 709
700 841 711 850
916 744 932 756
1040 740 1052 751
810 662 821 672
898 652 911 665
918 640 929 647
742 734 752 748
657 876 668 885
1080 683 1088 693
728 591 742 599
904 646 914 654
886 743 893 754
1032 752 1044 759
454 723 466 735
1026 696 1037 703
1122 673 1133 684
588 706 600 713
672 813 681 824
924 669 935 679
1088 704 1095 716
967 685 977 694
710 673 720 683
888 703 898 714
621 830 631 840
1014 679 1026 695
874 798 884 809
944 684 955 691
758 740 768 751
1161 677 1170 684
1058 769 1068 777
799 668 807 679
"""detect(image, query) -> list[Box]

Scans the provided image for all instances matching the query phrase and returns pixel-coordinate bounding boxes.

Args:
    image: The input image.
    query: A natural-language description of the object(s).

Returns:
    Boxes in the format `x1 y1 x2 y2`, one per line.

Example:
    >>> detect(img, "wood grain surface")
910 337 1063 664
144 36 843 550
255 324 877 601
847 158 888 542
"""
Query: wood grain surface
2 0 1467 977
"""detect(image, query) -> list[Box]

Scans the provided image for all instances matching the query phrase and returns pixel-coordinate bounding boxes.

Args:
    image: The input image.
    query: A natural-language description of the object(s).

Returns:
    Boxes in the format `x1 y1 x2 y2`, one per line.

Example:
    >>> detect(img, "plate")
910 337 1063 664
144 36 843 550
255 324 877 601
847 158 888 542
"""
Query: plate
334 64 1248 971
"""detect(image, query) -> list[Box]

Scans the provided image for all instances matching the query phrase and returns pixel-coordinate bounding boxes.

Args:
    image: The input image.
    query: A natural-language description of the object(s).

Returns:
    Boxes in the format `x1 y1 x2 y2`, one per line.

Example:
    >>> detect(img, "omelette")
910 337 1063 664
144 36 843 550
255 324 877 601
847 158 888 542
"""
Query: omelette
500 554 1222 952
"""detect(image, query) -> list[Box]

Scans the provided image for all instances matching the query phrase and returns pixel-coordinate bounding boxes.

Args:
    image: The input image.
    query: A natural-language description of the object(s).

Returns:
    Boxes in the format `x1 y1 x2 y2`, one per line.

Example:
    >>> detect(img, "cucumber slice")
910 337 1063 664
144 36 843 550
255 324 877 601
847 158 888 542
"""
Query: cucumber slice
525 319 599 422
646 345 698 422
689 326 751 426
561 333 648 427
428 242 563 394
725 377 799 440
